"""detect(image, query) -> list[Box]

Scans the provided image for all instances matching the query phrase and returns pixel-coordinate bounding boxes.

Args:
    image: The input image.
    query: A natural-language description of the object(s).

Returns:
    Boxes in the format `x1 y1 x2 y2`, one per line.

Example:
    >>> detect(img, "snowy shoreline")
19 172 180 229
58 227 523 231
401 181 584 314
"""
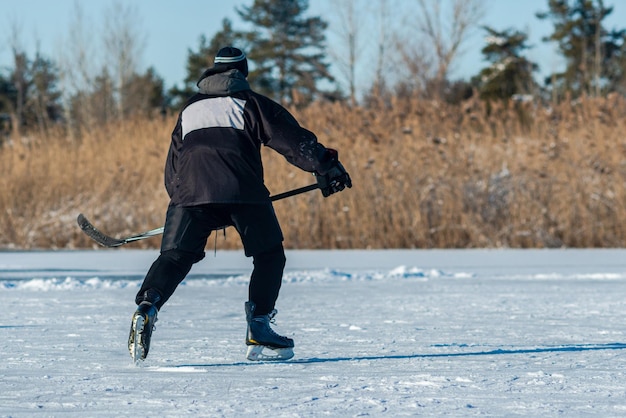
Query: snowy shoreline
3 247 626 277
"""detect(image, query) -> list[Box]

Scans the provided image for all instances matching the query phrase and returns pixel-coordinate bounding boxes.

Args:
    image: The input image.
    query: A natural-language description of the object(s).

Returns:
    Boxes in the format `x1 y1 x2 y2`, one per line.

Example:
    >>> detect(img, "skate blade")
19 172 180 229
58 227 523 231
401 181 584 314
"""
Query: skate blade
129 315 146 364
246 344 294 361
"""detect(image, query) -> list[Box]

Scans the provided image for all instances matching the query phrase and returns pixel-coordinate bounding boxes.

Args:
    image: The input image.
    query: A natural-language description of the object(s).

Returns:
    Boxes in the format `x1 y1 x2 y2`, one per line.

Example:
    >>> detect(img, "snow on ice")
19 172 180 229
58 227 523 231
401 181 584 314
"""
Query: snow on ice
1 248 626 416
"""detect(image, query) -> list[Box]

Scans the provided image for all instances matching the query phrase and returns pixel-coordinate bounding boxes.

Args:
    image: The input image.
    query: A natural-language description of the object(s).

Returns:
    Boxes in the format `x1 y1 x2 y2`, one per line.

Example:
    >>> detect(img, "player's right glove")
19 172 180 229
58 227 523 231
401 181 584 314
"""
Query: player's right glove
315 149 352 197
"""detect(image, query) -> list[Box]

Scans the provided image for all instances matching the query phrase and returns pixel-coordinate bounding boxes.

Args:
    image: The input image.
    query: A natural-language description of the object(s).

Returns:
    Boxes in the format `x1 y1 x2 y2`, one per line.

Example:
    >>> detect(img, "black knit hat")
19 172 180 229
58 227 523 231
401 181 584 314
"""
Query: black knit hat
198 46 248 82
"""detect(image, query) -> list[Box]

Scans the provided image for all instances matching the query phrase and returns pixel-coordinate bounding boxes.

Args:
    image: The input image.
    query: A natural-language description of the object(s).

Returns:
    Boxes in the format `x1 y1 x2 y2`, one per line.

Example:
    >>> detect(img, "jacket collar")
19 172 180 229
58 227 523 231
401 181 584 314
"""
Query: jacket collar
196 69 250 95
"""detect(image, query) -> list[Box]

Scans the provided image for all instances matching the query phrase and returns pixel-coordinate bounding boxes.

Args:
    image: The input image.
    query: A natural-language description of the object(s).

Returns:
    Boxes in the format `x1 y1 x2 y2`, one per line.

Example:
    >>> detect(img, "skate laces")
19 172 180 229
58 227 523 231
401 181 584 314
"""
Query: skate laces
252 309 284 338
267 309 278 324
266 310 286 339
252 309 278 324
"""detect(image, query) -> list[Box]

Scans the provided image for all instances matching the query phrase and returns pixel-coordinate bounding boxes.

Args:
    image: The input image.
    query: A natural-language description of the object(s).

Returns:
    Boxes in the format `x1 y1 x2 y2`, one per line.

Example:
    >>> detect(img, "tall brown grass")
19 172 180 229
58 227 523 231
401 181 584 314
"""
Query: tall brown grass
2 94 626 250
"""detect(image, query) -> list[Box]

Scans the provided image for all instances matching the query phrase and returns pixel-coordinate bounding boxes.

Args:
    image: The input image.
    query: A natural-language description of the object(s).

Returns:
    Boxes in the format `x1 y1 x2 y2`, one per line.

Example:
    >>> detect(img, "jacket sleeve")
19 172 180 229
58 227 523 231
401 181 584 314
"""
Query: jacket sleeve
164 115 182 198
255 96 335 175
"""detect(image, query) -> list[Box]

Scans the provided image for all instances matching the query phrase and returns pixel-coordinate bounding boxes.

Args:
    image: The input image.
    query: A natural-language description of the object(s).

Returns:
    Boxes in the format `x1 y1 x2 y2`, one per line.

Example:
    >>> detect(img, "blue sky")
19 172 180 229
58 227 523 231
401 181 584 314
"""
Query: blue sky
2 0 626 91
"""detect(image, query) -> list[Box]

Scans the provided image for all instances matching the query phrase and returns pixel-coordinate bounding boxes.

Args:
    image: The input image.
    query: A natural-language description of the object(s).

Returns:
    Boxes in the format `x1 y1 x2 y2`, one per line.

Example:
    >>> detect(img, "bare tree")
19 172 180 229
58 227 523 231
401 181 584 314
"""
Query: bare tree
102 1 146 117
593 0 604 97
330 0 366 105
8 22 27 136
328 0 405 103
57 0 98 131
421 0 485 81
373 0 392 95
393 24 432 96
57 1 148 130
401 0 485 98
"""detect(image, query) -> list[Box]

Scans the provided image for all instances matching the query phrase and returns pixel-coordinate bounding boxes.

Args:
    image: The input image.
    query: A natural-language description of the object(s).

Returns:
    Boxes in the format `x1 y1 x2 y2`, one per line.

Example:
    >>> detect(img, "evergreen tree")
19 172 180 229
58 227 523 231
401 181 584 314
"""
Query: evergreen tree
237 0 333 105
0 70 16 116
171 18 241 107
3 49 63 135
122 67 166 118
67 65 164 129
0 71 16 140
29 53 63 129
90 68 116 125
474 27 539 101
537 0 626 97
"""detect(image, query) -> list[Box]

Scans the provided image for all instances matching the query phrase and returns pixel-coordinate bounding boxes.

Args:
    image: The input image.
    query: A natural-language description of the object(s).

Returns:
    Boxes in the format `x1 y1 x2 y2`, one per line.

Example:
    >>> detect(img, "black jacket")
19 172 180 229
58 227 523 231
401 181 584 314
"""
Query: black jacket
165 69 333 206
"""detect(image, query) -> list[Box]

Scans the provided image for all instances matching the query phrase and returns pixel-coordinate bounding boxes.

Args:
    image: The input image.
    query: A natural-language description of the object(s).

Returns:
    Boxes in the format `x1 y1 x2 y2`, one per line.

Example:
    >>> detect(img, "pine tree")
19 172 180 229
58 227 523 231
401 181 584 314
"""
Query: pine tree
0 72 15 141
170 18 241 107
537 0 626 97
2 49 62 136
29 52 63 131
237 0 333 105
123 67 166 118
475 27 538 101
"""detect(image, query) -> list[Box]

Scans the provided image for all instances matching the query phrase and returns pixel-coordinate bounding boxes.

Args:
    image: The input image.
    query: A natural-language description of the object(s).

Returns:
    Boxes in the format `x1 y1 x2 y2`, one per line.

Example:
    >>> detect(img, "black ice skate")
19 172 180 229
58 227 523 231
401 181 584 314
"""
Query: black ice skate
128 290 160 363
245 301 294 361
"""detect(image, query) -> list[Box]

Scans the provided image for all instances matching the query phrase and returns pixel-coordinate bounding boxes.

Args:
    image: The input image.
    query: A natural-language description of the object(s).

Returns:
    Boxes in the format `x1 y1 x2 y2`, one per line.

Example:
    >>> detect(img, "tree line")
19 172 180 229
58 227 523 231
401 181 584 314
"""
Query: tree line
1 0 625 140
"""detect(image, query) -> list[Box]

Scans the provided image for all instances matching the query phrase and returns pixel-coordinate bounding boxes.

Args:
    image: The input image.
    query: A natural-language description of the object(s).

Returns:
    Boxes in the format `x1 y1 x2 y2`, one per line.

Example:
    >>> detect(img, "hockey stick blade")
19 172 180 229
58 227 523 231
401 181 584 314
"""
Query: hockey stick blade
77 213 164 247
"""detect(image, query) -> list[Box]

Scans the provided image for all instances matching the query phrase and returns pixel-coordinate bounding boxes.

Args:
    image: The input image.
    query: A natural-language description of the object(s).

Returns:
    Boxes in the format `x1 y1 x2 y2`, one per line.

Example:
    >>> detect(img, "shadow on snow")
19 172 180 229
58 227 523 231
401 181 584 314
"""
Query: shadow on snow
170 342 626 369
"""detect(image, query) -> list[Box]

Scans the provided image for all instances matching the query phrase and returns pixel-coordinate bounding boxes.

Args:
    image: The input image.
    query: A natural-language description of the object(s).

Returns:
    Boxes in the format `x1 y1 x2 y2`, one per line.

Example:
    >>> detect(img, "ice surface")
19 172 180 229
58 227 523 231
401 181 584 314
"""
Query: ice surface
1 249 626 416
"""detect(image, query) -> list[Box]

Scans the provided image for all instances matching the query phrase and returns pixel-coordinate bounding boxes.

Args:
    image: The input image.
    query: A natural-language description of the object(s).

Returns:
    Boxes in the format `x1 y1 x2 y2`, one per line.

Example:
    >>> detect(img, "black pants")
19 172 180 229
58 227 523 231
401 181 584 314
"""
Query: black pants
136 203 286 316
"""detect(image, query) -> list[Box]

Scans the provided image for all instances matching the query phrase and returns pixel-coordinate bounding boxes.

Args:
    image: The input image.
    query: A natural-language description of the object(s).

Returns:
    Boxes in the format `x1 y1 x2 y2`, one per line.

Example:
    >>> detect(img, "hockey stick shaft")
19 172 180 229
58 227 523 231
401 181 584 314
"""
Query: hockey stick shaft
77 183 320 247
269 182 319 201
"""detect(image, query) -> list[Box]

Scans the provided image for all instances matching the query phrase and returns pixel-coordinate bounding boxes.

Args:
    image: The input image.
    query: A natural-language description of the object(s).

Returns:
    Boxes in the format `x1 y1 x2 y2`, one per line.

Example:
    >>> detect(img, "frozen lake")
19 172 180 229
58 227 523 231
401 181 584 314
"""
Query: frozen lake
1 249 626 416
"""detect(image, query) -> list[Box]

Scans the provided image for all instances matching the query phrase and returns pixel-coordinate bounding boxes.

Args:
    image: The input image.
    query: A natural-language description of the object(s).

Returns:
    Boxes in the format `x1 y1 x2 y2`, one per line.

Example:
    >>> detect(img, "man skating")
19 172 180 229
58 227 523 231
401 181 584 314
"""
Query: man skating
128 46 351 362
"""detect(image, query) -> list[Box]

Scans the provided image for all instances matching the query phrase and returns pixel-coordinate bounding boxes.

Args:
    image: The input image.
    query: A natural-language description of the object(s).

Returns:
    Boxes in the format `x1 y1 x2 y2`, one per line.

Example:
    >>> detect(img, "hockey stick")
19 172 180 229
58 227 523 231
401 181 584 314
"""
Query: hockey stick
77 183 320 247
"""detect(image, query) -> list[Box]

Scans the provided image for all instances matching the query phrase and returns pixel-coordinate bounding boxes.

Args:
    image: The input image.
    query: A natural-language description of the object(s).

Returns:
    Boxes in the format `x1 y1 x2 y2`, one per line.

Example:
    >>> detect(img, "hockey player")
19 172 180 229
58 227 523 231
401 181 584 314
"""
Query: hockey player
128 46 351 362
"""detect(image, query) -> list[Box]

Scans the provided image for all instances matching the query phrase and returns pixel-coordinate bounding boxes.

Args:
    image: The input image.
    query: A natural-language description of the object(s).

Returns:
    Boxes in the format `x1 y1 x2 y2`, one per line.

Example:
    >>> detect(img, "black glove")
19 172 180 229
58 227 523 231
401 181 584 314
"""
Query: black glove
316 149 352 197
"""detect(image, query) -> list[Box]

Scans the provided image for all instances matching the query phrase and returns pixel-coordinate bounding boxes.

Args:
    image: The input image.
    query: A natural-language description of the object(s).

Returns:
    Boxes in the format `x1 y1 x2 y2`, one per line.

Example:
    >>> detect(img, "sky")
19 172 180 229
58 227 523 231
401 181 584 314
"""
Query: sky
2 0 626 92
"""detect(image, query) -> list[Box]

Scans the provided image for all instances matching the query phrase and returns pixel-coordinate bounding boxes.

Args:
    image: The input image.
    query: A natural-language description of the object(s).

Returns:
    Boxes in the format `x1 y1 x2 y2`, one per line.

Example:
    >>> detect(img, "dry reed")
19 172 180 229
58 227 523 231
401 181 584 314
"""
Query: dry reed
2 94 626 250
